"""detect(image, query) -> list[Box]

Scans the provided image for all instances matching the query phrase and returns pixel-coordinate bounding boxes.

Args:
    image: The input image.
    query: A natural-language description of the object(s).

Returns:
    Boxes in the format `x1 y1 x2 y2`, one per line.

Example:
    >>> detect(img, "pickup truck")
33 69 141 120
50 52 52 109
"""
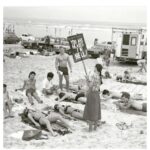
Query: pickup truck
87 41 116 58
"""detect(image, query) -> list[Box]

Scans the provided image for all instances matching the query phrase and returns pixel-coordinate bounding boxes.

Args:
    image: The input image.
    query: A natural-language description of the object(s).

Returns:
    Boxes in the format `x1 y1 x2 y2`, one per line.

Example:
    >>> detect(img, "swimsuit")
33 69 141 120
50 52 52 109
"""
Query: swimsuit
26 88 36 96
75 92 85 101
142 103 147 112
64 105 71 114
58 66 68 75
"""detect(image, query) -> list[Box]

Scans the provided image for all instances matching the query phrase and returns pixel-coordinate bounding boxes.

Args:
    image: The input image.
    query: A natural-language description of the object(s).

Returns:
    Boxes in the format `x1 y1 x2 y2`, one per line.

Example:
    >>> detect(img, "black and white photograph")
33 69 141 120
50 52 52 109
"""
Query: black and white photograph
2 1 148 149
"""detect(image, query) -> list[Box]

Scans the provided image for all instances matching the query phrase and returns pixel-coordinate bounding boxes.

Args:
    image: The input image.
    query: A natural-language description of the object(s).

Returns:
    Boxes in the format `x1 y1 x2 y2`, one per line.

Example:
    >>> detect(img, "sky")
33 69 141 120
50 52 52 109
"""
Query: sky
3 6 147 24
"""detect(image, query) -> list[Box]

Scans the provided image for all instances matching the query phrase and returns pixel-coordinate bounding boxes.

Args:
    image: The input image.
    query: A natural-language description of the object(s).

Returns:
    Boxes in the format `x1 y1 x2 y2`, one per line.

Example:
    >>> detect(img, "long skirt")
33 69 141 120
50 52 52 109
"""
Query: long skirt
83 89 101 122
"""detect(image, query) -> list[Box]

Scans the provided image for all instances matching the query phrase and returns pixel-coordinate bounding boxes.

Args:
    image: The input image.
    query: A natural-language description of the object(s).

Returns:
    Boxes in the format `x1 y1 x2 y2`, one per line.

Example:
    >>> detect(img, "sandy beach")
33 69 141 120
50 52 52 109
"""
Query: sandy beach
3 43 147 149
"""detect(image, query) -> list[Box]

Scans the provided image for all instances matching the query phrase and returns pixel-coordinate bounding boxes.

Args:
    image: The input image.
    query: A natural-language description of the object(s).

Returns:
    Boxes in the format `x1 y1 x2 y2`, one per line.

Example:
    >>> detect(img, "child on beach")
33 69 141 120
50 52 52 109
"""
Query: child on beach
3 84 13 118
114 92 147 112
42 72 57 96
16 71 43 105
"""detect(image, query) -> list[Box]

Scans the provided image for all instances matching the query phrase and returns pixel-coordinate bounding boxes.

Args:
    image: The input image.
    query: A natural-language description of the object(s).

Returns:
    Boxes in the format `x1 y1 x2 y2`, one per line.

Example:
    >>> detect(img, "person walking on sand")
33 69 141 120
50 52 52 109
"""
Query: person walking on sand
16 71 43 105
55 47 72 91
83 64 103 132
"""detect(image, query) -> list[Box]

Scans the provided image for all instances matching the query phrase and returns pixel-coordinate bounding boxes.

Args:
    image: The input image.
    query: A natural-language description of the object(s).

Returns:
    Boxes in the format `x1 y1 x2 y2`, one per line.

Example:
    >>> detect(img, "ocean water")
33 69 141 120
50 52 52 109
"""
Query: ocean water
3 18 146 48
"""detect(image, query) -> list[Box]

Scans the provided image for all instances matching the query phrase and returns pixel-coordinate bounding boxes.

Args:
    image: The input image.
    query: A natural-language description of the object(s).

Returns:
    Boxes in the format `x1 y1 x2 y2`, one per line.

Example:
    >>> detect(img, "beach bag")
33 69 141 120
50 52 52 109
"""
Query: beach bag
22 129 43 141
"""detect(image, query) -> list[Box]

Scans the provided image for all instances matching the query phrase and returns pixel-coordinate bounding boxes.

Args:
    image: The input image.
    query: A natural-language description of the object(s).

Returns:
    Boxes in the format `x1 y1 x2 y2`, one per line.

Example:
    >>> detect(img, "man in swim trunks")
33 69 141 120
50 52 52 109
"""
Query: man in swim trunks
55 47 72 91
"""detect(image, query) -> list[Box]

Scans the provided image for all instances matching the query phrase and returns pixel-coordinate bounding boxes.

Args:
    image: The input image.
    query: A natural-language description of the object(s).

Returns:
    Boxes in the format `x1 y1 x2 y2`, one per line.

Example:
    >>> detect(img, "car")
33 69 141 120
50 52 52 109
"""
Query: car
87 41 116 58
3 32 20 44
20 34 35 42
53 37 71 54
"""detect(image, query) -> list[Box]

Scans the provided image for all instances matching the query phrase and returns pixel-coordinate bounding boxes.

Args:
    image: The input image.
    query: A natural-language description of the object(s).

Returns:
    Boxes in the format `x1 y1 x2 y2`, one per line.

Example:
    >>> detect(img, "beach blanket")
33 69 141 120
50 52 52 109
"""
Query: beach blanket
120 108 146 116
19 113 71 135
118 80 147 85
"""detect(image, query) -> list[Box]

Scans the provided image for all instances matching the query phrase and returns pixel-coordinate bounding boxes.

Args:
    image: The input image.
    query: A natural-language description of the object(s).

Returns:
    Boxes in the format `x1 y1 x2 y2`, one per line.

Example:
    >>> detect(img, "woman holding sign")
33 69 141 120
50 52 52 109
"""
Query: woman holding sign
83 64 102 132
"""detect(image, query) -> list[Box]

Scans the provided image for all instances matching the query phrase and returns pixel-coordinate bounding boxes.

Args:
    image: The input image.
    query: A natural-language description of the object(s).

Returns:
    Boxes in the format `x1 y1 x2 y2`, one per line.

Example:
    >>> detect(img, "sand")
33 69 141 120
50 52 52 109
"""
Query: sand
3 44 147 149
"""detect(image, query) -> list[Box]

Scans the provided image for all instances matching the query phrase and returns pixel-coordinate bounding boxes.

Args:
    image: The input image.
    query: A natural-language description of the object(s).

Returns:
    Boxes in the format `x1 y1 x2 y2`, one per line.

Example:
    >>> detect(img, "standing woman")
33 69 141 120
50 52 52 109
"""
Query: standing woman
83 64 102 132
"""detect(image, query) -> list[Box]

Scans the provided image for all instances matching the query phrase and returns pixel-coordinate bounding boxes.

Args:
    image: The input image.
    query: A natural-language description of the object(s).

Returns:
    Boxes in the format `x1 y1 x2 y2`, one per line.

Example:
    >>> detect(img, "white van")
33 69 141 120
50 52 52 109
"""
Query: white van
112 27 147 62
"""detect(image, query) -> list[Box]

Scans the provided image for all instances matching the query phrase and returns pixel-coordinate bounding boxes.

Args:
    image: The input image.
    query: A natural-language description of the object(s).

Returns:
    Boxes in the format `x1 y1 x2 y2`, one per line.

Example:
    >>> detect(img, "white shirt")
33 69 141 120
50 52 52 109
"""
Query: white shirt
42 78 53 90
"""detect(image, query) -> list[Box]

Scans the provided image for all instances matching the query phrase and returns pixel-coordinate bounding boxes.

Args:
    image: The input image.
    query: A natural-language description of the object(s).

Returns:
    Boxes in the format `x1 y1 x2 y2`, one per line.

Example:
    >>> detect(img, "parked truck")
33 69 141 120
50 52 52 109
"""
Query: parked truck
112 27 147 62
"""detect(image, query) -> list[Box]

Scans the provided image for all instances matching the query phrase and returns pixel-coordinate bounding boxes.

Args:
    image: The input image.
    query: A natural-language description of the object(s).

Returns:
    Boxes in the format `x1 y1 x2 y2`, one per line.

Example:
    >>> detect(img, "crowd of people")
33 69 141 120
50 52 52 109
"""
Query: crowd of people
4 40 147 137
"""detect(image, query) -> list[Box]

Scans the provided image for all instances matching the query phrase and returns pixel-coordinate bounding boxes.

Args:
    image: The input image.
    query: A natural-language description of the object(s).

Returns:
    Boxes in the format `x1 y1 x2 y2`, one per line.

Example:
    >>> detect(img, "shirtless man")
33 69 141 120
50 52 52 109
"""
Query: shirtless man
55 47 72 91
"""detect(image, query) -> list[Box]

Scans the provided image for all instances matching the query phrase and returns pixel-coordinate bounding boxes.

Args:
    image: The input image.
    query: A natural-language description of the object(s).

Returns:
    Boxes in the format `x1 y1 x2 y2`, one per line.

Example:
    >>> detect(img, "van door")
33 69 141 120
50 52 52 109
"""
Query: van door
121 34 130 57
129 34 138 58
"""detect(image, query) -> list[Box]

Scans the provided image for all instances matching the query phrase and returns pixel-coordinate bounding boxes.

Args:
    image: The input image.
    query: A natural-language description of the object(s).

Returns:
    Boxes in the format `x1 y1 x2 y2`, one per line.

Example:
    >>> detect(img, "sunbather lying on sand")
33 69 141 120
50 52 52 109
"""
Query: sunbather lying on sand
114 92 147 112
4 51 29 58
15 71 43 105
54 104 106 126
3 84 14 118
102 89 145 100
56 89 86 104
116 71 146 85
54 104 84 120
23 107 74 136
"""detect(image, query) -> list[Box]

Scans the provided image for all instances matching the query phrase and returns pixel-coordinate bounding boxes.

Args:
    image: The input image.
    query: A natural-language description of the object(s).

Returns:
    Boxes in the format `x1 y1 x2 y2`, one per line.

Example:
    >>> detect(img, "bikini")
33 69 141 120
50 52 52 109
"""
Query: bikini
64 105 80 116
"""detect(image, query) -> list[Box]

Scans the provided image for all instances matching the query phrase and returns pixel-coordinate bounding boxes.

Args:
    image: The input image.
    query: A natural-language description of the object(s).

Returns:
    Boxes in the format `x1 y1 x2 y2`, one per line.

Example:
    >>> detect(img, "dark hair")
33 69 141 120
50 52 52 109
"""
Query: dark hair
54 104 59 112
28 71 36 78
121 92 130 99
59 92 65 99
3 84 7 87
105 71 111 78
47 72 54 78
95 64 103 84
23 107 29 117
16 52 20 56
124 71 129 74
102 89 110 95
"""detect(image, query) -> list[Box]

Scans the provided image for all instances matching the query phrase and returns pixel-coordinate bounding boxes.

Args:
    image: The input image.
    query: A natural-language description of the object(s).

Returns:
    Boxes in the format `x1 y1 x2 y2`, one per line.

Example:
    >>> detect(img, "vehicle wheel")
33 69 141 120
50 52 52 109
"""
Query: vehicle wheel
24 46 28 49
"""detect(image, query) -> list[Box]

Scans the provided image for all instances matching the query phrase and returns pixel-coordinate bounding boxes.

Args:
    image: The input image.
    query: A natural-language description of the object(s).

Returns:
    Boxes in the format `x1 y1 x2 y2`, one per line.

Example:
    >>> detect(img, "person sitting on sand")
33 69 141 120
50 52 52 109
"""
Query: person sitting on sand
23 107 74 136
42 72 57 96
56 89 86 104
114 92 147 112
103 71 111 79
54 104 84 120
102 89 145 100
16 71 43 105
123 70 131 81
3 84 14 118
